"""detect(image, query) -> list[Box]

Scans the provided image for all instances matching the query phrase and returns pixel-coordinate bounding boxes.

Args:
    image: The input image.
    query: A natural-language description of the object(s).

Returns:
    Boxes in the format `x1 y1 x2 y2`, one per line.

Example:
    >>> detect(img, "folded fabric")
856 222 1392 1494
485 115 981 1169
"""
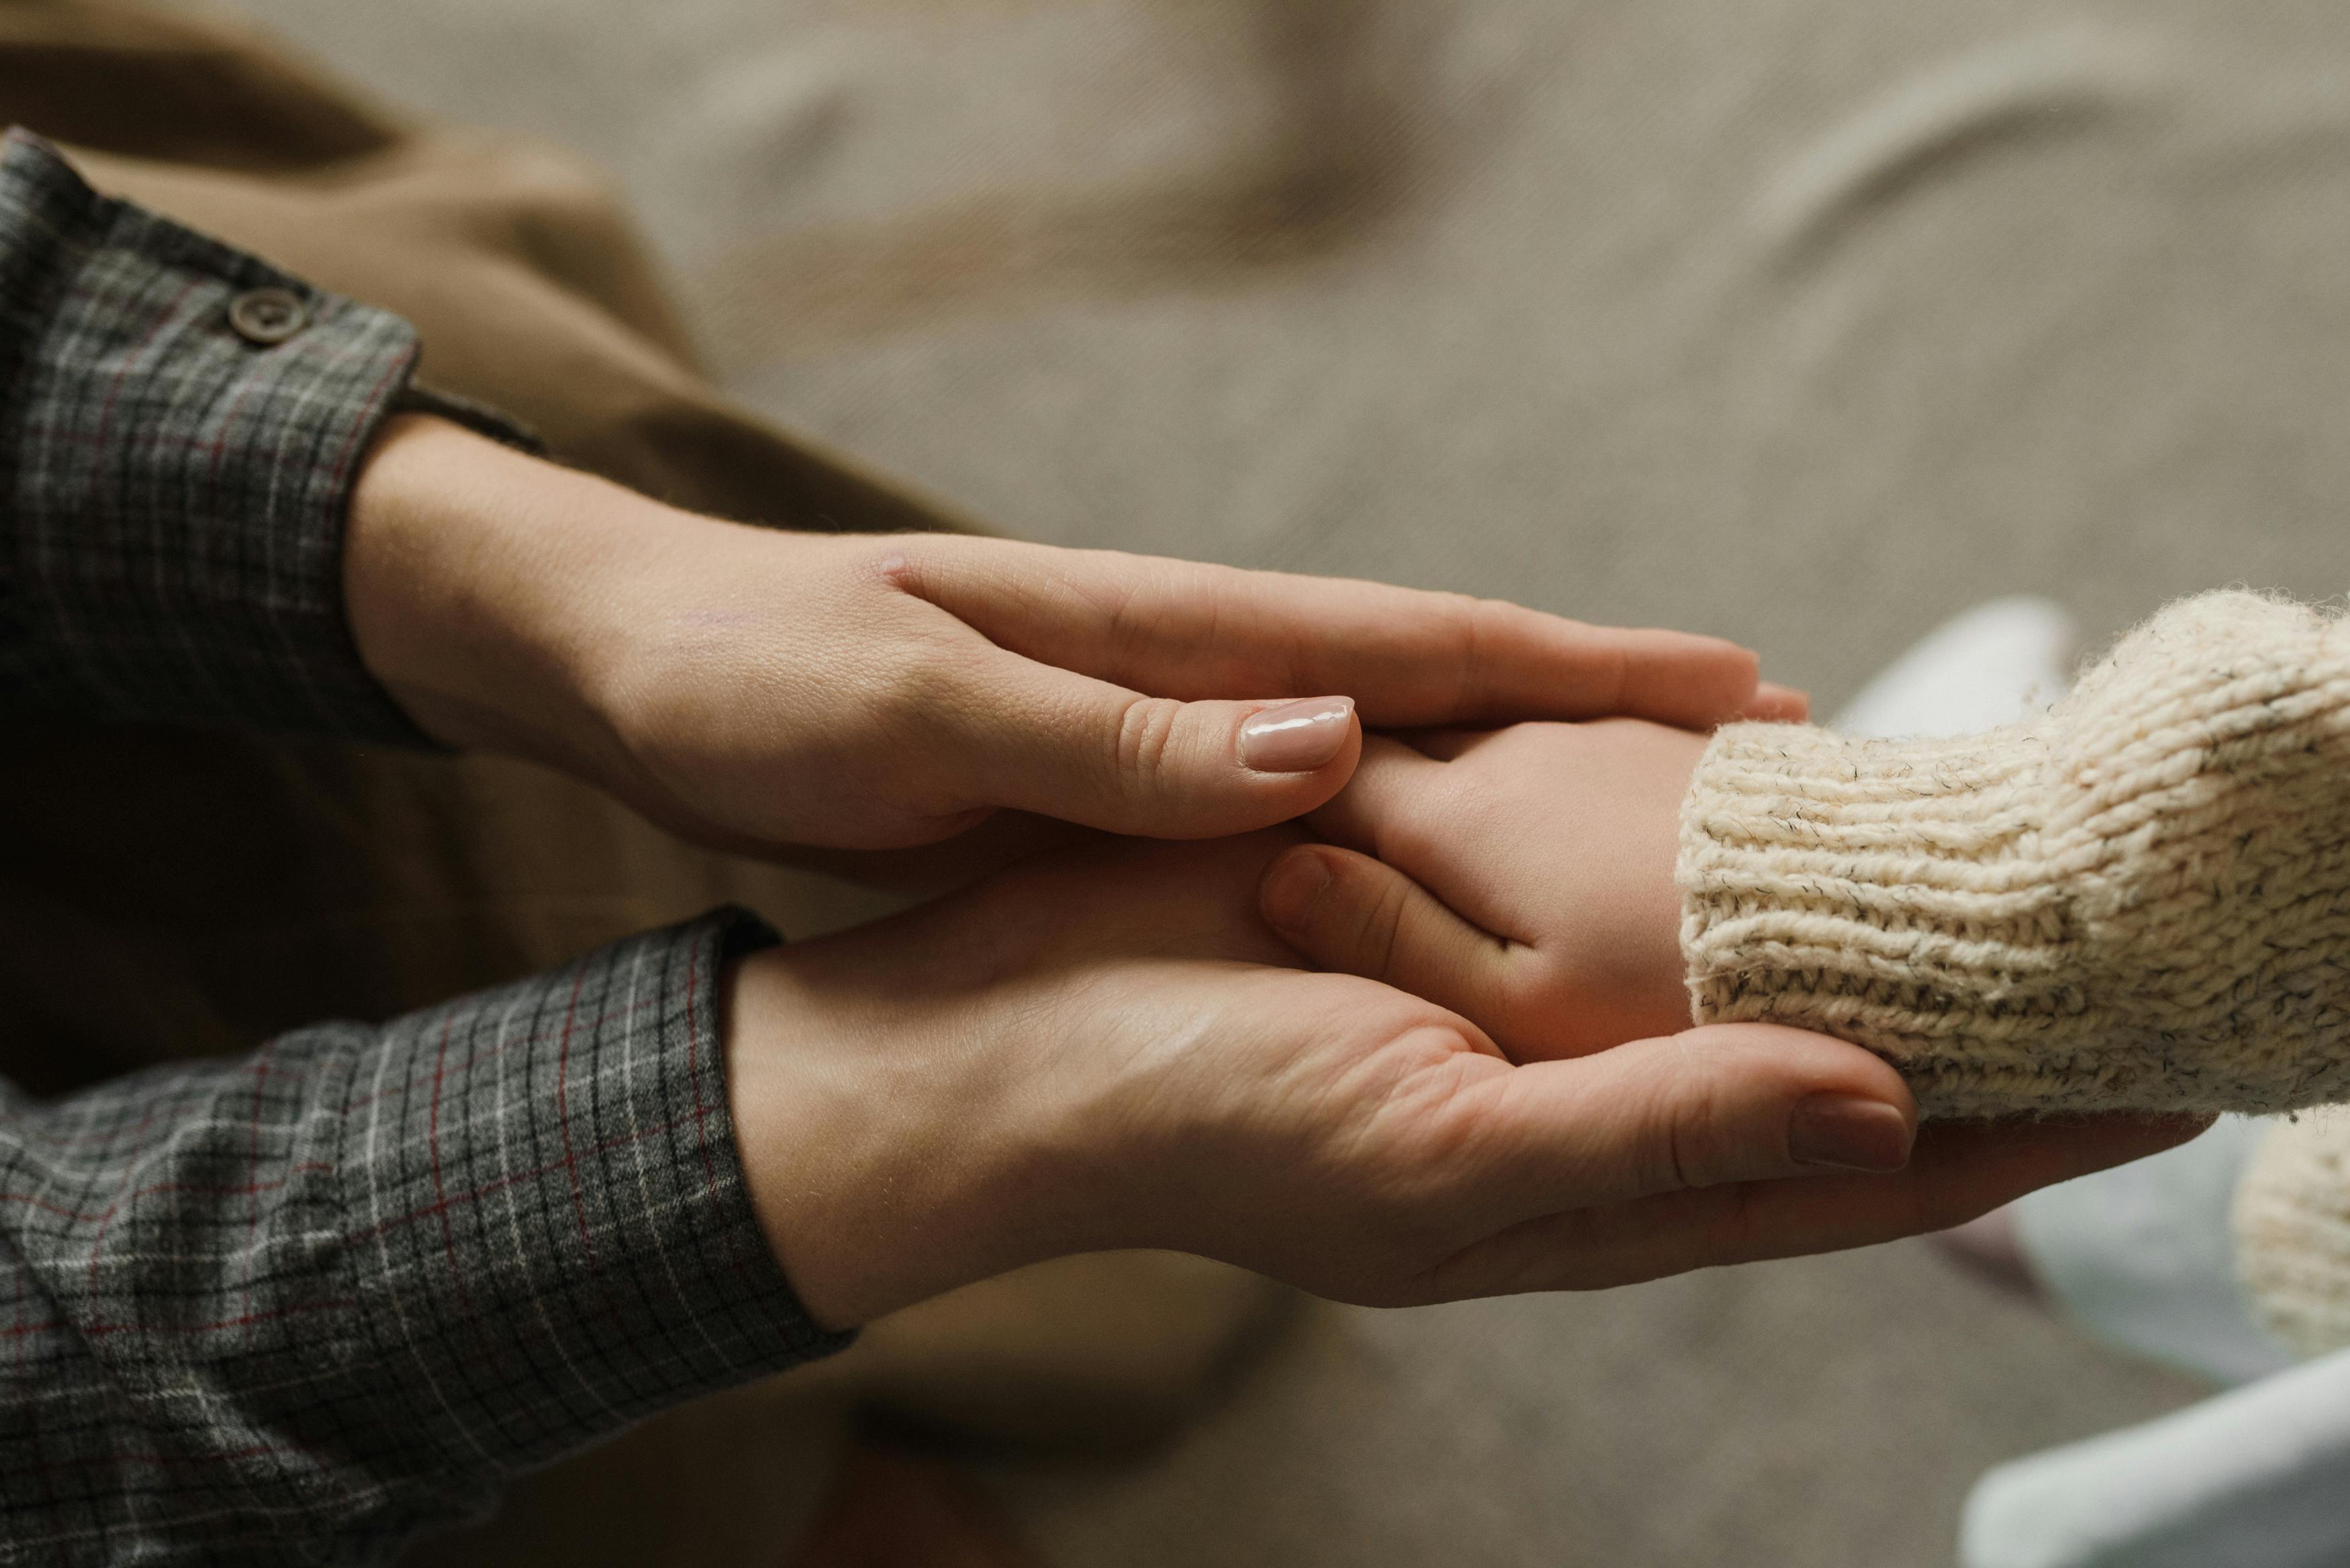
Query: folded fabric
1961 1344 2350 1568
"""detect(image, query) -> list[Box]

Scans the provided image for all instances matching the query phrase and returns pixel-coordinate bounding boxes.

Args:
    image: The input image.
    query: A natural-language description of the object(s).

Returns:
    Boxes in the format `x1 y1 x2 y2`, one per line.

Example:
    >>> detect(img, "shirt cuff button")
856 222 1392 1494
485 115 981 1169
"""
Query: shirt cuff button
228 286 309 346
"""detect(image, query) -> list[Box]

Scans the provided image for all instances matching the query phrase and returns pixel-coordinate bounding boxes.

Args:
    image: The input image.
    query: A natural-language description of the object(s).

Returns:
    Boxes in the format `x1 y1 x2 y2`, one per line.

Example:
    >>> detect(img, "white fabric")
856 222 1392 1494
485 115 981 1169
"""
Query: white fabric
1962 1347 2350 1568
2015 1118 2294 1387
1834 595 2077 741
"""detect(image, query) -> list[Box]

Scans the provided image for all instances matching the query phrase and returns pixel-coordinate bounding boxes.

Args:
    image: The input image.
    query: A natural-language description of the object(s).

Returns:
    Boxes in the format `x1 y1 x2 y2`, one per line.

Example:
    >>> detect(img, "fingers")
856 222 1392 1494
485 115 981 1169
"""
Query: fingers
1436 1026 1920 1235
1299 734 1454 869
888 537 1766 729
1423 1112 2210 1302
937 645 1366 838
1259 843 1521 1035
1744 681 1809 722
1297 734 1529 936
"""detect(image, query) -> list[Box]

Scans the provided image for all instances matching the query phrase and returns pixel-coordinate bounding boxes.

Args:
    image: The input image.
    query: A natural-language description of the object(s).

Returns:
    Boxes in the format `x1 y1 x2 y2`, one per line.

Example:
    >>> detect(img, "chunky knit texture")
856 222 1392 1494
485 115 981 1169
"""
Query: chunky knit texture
1679 591 2350 1118
2235 1110 2350 1358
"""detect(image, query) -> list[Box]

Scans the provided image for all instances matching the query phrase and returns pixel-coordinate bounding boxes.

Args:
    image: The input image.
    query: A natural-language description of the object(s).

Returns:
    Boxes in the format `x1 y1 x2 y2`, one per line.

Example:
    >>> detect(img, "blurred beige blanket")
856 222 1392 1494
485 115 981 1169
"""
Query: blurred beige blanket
199 0 2350 705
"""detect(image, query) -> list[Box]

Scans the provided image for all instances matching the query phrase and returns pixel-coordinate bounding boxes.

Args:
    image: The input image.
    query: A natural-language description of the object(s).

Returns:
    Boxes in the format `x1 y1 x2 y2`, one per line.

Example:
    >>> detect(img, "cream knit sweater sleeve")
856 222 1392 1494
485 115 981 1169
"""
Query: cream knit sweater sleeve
1677 590 2350 1119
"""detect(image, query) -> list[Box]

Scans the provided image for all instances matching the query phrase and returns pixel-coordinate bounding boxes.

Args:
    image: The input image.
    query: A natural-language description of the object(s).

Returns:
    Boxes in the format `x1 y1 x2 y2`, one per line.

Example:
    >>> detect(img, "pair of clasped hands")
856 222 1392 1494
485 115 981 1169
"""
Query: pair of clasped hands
348 416 2198 1332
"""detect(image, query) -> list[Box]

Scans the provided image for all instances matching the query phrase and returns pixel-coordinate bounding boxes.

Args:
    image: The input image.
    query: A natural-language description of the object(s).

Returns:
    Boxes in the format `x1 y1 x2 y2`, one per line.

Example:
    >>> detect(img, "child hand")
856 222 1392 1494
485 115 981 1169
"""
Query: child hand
1258 718 1707 1061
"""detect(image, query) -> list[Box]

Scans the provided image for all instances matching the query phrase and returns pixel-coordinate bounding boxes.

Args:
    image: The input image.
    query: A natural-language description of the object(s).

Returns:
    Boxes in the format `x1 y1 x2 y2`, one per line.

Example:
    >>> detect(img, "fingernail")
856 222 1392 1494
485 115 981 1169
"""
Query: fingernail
1259 848 1334 930
1239 696 1356 773
1787 1094 1913 1173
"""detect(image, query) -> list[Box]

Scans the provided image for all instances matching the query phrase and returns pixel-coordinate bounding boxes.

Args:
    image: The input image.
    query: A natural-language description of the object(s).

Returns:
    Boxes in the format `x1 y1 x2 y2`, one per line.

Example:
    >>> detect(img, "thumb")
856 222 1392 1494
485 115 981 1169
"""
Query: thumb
945 648 1364 838
1258 843 1519 1032
1456 1024 1920 1225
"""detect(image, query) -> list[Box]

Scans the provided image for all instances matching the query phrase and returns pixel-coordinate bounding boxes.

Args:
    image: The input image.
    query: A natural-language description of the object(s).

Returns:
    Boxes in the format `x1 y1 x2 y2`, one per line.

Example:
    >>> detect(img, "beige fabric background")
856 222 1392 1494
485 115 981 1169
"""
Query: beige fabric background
150 0 2350 1560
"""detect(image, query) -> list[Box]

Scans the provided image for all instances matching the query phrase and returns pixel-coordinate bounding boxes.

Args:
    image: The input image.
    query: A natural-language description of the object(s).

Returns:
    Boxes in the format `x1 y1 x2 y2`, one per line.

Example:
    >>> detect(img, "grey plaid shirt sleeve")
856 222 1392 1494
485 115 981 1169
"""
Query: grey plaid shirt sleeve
1 910 853 1564
0 130 857 1561
0 127 434 741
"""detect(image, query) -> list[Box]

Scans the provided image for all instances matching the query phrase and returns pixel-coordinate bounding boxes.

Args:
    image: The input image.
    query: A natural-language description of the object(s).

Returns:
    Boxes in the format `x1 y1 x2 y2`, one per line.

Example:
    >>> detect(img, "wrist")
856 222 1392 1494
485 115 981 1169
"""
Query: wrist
718 939 1088 1328
342 413 675 777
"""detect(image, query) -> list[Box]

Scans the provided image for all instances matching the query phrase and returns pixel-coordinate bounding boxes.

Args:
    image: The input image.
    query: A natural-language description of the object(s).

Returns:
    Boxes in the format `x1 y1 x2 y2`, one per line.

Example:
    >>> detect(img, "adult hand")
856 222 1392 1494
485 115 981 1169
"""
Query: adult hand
1260 718 1707 1059
720 831 2200 1329
344 416 1801 860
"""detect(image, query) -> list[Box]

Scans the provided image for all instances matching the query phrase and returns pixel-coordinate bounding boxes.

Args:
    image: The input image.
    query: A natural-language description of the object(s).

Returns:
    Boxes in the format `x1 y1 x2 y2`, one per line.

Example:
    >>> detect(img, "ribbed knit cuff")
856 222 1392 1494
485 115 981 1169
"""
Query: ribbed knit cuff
1681 592 2350 1120
1678 723 2080 1117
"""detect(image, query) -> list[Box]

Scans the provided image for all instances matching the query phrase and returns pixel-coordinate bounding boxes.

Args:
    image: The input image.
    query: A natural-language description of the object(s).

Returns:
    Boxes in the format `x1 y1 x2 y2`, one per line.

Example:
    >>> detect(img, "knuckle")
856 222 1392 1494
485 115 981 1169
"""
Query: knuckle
1098 571 1162 665
1451 594 1496 711
1704 1181 1765 1262
1111 695 1186 794
1642 1055 1726 1192
860 536 935 595
1425 591 1517 716
1358 875 1415 979
845 534 965 618
873 646 959 728
1478 944 1553 1042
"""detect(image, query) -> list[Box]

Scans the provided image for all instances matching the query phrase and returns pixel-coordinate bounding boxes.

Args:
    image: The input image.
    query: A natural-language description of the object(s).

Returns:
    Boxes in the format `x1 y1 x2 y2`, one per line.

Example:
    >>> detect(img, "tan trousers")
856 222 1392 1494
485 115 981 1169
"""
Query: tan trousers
0 3 1283 1560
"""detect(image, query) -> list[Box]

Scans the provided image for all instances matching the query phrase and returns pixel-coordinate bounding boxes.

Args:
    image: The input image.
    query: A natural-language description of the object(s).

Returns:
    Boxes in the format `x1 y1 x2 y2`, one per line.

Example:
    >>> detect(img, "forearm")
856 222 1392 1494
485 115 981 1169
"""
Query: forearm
1679 590 2350 1116
0 912 845 1564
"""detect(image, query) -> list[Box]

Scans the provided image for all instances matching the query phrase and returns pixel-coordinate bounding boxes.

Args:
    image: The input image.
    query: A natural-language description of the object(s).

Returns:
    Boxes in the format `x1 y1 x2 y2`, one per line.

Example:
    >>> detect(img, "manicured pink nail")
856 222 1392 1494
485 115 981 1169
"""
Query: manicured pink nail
1238 696 1356 773
1787 1094 1913 1173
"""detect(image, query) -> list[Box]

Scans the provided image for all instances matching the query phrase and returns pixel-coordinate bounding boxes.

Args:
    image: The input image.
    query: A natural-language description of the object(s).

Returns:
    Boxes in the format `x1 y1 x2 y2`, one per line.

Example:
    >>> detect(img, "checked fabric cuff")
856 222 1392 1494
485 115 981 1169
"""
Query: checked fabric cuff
0 128 437 741
0 908 849 1564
